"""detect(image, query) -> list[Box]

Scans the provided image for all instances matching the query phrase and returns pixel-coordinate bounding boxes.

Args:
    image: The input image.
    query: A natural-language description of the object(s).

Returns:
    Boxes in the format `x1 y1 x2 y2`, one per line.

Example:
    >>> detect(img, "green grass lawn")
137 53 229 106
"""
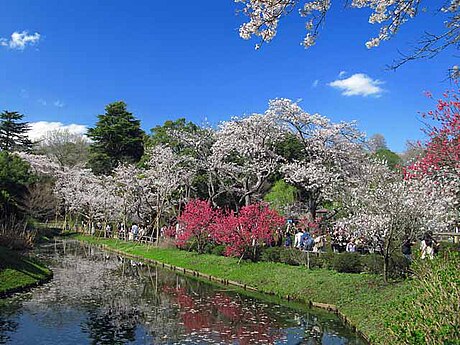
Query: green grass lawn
0 246 52 296
77 235 412 344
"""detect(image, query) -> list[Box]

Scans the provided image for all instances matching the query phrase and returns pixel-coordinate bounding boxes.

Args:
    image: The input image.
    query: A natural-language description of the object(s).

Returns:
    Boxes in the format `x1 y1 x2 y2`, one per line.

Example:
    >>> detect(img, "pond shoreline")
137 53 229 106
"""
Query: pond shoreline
0 246 53 299
76 235 395 344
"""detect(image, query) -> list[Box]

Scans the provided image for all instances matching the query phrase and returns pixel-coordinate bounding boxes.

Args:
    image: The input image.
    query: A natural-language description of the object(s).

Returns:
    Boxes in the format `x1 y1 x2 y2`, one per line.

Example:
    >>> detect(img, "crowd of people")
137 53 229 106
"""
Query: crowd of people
84 218 443 261
280 219 441 261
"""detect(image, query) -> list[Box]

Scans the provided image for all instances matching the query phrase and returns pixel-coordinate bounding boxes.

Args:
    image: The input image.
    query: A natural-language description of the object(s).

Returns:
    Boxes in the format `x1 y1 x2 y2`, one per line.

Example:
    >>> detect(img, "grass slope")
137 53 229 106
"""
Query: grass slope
0 246 52 296
77 235 412 344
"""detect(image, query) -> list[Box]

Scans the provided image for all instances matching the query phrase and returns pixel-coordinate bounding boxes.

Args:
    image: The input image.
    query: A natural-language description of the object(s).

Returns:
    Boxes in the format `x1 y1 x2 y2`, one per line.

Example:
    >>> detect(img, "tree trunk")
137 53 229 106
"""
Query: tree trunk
244 179 251 206
383 255 389 283
383 238 392 283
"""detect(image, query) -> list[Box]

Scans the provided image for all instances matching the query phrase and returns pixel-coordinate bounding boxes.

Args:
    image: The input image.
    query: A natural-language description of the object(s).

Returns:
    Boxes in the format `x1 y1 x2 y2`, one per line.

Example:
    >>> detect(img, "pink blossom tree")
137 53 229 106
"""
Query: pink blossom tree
176 199 221 253
212 202 285 261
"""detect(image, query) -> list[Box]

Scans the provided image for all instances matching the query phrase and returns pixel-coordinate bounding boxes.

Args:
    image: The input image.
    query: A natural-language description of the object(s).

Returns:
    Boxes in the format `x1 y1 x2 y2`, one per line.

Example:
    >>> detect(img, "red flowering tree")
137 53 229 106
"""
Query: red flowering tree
404 88 460 179
176 199 221 253
404 88 460 210
212 202 285 261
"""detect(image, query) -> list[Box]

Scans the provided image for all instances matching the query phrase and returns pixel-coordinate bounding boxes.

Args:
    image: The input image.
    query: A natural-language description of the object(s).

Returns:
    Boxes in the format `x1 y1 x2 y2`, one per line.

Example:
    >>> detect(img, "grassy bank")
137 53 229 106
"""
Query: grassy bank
0 246 52 297
77 235 412 344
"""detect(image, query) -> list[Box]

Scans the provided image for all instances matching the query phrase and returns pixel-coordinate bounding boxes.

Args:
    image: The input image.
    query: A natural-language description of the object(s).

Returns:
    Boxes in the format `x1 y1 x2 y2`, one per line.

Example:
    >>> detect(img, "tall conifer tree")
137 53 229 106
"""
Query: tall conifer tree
0 111 33 152
88 101 145 175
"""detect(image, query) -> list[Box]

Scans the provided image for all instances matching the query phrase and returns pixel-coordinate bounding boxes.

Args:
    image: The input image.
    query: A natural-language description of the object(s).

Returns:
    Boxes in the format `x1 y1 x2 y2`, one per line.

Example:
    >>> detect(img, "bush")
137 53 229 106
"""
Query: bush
260 247 284 262
0 216 35 250
387 251 460 344
260 247 330 269
438 241 460 253
210 244 226 256
388 252 411 278
331 252 362 273
361 254 384 274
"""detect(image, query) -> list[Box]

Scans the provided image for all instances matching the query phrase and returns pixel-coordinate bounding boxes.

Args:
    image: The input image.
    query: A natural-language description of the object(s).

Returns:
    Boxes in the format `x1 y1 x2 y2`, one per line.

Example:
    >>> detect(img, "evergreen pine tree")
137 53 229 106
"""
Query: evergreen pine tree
88 101 145 175
0 111 33 152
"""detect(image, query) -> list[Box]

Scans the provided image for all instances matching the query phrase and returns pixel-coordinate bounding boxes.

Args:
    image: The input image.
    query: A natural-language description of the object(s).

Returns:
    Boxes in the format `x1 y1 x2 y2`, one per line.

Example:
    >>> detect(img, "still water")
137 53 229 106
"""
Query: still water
0 241 365 344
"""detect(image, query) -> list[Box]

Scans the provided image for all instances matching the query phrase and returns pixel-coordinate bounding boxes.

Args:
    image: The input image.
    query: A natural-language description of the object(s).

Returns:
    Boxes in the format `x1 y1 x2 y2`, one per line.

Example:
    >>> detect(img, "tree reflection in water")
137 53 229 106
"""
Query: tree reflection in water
0 241 365 344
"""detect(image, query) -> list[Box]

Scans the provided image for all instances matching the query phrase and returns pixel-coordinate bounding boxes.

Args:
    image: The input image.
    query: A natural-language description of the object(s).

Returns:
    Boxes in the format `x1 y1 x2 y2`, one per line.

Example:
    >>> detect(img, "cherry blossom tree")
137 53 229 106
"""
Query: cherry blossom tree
15 152 61 176
142 144 196 242
163 125 222 203
211 113 285 207
338 159 456 282
54 167 107 232
267 98 365 219
19 152 120 231
112 164 143 229
236 0 459 68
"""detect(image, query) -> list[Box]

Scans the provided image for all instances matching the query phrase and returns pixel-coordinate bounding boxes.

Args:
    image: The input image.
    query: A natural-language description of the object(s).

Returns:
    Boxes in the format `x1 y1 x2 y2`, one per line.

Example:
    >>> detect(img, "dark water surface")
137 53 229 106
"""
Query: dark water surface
0 241 365 344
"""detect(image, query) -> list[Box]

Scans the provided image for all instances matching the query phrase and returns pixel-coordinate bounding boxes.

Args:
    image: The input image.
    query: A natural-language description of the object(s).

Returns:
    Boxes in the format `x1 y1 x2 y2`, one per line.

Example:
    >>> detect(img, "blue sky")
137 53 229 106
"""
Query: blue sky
0 1 458 152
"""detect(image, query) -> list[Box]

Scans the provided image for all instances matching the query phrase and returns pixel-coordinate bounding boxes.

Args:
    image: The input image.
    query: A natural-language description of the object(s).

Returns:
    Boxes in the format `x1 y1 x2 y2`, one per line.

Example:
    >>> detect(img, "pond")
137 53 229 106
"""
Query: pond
0 241 366 344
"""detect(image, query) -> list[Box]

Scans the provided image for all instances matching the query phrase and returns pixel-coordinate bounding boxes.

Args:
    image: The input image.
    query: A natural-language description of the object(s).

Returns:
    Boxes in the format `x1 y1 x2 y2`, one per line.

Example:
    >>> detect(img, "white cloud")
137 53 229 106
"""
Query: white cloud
0 31 41 50
328 73 384 97
28 121 88 141
38 99 47 106
338 71 347 78
53 100 65 108
311 79 319 88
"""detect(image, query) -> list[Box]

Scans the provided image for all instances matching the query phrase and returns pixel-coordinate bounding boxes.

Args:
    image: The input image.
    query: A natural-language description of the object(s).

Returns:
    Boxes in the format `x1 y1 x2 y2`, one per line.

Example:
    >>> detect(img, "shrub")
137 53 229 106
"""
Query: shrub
331 252 363 273
361 254 384 274
438 241 460 253
260 247 283 262
387 251 460 344
388 252 411 278
279 248 304 266
260 247 329 269
210 244 226 257
0 216 35 250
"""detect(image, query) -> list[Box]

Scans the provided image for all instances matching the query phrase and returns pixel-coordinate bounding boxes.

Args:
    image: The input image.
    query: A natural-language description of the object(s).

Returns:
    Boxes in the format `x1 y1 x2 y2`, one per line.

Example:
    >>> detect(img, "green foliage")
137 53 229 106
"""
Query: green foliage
260 247 331 268
331 252 363 273
0 111 33 152
87 101 145 175
147 118 200 154
210 244 226 256
438 241 460 253
360 253 384 274
0 152 33 218
0 246 51 295
374 148 402 170
259 247 410 278
387 252 460 345
275 133 305 161
264 180 297 214
260 246 284 262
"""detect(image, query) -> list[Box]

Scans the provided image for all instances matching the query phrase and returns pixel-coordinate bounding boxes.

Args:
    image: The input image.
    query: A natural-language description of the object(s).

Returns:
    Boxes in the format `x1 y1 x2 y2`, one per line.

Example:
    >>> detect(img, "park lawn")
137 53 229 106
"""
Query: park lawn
0 246 52 296
76 235 412 344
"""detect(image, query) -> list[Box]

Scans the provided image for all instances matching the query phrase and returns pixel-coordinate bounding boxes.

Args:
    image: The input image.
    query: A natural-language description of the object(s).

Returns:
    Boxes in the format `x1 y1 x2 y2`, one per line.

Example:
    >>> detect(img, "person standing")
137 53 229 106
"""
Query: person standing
401 235 415 262
421 231 437 260
130 223 139 241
